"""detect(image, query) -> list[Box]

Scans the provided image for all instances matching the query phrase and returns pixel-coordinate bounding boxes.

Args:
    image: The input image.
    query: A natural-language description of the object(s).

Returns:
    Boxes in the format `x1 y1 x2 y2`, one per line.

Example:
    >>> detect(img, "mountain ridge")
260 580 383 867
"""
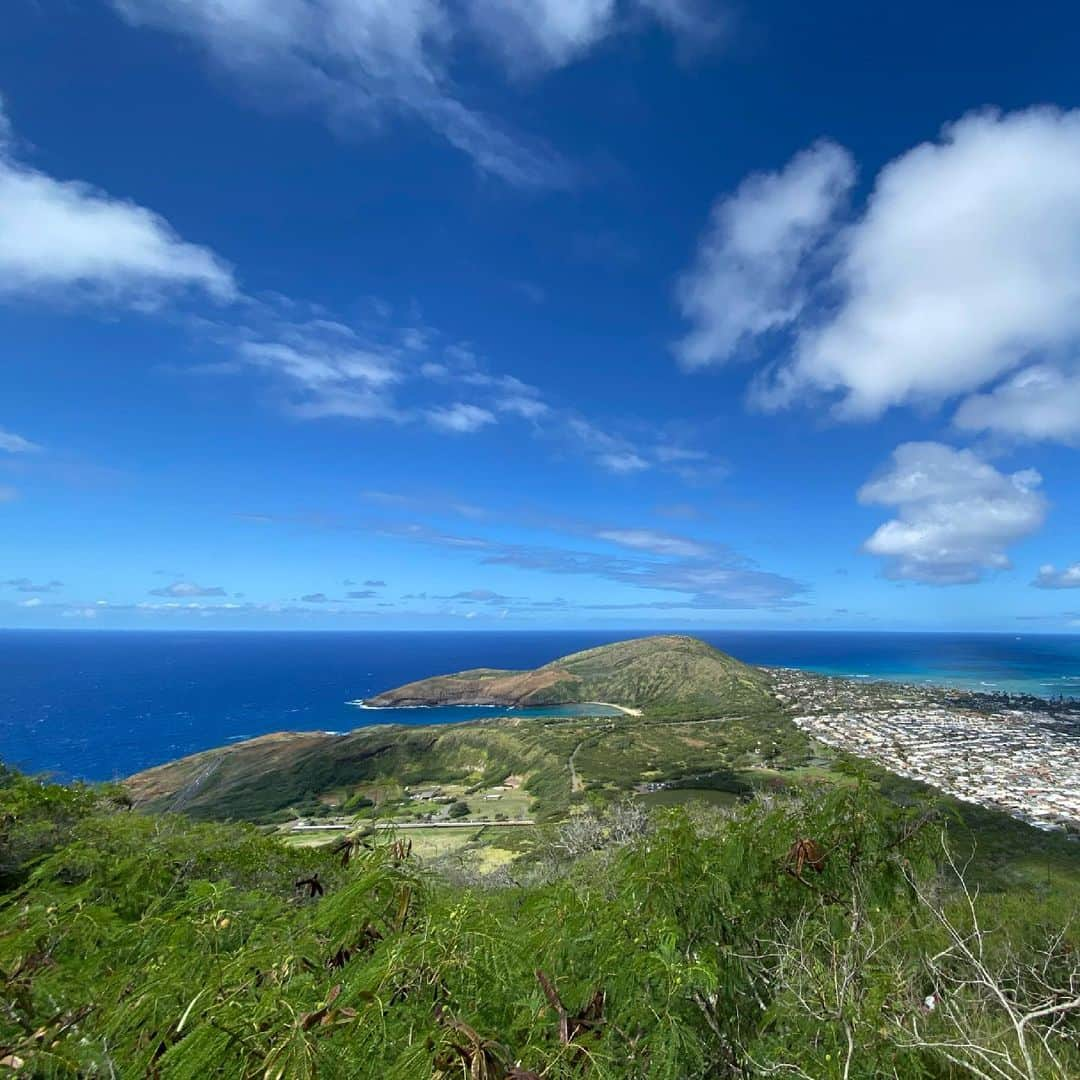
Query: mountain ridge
363 633 770 711
123 635 783 821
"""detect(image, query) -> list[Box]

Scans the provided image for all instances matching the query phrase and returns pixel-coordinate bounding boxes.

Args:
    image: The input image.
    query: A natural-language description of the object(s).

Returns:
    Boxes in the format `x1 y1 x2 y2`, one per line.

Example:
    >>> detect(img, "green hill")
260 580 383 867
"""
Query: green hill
124 636 788 822
364 633 772 712
5 636 1079 1077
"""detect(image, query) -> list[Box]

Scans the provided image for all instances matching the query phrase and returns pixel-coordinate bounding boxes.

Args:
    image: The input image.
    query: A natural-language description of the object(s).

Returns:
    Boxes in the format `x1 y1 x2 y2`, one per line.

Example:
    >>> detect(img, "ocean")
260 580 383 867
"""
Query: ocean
2 629 1079 782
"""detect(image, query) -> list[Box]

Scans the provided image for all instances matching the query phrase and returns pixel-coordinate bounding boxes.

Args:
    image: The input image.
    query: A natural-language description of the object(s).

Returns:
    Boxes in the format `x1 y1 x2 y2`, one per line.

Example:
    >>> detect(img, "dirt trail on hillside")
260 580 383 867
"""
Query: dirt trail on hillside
568 741 584 794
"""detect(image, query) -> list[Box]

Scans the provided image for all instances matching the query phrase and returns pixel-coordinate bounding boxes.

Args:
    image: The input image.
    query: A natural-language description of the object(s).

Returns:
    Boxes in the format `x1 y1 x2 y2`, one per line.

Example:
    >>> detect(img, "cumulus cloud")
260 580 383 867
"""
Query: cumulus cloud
300 592 330 603
0 97 234 304
954 365 1080 444
858 442 1046 585
149 580 228 597
759 108 1080 419
1033 563 1080 589
675 140 855 369
0 427 40 453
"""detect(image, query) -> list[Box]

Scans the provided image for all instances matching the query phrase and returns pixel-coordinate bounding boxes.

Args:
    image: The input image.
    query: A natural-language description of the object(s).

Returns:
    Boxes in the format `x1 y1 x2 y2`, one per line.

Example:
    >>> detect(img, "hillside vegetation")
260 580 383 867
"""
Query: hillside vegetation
363 634 772 712
2 762 1078 1078
126 636 792 824
3 633 1079 1076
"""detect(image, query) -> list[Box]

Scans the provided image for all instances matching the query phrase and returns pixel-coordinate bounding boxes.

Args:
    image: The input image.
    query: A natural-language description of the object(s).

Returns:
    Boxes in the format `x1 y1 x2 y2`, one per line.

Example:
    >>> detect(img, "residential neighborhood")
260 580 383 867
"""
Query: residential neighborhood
772 670 1080 833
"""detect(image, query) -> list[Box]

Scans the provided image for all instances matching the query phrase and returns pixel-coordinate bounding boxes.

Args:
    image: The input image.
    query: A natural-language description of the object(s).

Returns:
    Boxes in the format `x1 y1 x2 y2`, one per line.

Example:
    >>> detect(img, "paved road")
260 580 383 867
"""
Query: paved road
290 819 535 832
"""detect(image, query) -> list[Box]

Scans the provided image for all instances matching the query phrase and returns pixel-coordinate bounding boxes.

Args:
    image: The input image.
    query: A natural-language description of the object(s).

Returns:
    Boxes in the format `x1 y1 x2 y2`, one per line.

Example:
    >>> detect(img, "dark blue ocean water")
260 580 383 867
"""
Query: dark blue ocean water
2 630 1079 781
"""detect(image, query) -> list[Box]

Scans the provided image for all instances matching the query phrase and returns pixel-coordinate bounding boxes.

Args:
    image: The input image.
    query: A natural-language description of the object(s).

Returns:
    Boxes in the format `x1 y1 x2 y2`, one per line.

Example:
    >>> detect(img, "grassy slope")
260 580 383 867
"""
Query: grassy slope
363 634 771 711
127 635 786 822
123 635 1078 905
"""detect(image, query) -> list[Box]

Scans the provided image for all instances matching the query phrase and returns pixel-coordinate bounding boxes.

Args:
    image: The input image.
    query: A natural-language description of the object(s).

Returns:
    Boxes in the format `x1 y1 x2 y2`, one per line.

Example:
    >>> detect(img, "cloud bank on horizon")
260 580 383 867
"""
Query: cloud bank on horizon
2 0 1080 629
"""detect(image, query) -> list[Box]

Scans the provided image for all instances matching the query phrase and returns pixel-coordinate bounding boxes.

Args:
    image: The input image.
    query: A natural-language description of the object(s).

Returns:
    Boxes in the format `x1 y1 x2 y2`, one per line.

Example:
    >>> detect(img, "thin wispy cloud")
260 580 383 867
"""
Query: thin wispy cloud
3 577 63 593
149 580 228 598
111 0 570 188
382 519 806 610
110 1 723 187
426 403 497 433
0 427 40 454
593 528 710 558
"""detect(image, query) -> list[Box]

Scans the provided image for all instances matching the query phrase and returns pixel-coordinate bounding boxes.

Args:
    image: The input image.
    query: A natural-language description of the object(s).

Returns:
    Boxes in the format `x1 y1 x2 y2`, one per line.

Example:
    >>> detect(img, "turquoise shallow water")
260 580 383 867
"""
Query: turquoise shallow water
2 630 1078 780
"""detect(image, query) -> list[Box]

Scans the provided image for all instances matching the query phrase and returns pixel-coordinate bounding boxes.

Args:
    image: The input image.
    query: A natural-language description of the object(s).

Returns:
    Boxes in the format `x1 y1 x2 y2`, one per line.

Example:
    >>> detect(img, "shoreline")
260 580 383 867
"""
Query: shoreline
763 666 1080 707
350 698 641 715
586 700 643 716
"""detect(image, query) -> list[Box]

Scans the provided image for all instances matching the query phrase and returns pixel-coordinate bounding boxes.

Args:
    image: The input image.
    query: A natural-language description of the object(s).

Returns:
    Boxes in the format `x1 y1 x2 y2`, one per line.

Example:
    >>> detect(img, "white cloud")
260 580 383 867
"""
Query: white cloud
954 364 1080 444
638 0 725 42
18 597 43 608
149 580 227 597
595 528 709 557
466 0 615 69
111 1 724 183
236 325 405 421
0 427 39 453
565 417 650 474
111 0 570 188
675 140 854 369
467 0 724 71
1033 563 1080 589
387 520 806 609
597 450 649 474
61 607 98 619
760 108 1080 418
425 402 496 432
858 442 1046 585
0 98 235 303
498 394 549 419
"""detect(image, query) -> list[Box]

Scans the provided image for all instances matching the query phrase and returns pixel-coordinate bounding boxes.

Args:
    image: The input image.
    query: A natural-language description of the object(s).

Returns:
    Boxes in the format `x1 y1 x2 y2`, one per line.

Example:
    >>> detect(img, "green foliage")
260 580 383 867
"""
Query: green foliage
2 765 1076 1078
366 634 775 714
0 764 128 889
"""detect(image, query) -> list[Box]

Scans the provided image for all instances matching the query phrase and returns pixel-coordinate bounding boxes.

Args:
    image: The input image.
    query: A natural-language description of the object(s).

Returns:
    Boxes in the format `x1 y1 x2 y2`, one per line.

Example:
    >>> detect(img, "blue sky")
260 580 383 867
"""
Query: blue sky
3 0 1080 631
